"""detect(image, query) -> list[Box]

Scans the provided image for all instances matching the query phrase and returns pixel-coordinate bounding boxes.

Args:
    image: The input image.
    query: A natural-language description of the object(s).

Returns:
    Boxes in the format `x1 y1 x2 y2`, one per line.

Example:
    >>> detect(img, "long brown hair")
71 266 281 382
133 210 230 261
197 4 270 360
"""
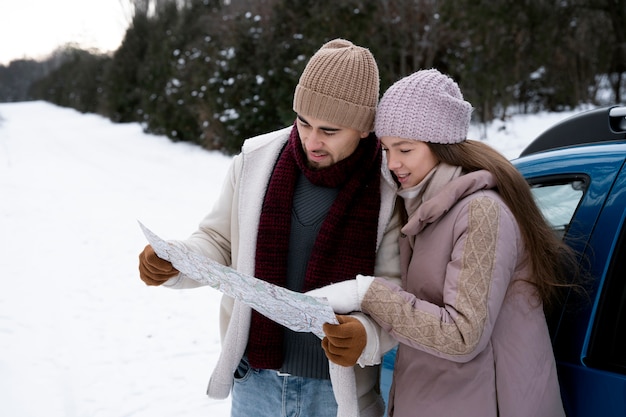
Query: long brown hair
427 140 579 311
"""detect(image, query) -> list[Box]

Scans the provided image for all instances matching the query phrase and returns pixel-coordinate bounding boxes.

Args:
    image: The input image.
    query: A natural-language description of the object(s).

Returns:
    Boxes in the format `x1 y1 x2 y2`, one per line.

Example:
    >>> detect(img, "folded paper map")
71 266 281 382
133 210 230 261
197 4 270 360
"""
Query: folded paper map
139 222 338 338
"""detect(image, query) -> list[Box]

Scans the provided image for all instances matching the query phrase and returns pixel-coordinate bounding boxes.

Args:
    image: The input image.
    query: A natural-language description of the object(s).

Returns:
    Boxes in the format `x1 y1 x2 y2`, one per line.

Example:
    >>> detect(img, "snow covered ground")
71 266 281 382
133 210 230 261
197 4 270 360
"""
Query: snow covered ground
0 100 590 417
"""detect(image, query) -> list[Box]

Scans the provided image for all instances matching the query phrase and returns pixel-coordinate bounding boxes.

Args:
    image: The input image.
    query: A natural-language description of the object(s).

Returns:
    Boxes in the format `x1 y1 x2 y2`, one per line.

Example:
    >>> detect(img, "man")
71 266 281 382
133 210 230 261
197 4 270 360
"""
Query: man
138 39 400 417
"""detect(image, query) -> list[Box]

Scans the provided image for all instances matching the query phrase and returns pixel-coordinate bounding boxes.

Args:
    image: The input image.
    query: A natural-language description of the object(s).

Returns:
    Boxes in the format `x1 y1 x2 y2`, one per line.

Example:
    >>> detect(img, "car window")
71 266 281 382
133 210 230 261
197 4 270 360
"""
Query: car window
530 179 586 236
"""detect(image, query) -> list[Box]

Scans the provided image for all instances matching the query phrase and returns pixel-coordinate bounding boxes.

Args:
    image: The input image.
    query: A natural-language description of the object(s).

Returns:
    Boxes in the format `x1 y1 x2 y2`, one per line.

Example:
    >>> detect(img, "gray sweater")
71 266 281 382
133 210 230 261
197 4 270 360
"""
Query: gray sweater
281 173 339 379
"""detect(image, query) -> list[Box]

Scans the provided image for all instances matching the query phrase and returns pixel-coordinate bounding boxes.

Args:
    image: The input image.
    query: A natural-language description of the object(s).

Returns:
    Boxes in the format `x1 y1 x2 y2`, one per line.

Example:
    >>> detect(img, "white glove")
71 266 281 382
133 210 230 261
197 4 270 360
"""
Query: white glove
306 275 375 314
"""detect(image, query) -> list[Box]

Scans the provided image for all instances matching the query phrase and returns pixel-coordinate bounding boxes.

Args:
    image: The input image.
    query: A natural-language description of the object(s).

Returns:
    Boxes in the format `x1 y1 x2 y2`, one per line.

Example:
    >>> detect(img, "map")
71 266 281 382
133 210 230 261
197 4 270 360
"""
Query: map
139 222 338 338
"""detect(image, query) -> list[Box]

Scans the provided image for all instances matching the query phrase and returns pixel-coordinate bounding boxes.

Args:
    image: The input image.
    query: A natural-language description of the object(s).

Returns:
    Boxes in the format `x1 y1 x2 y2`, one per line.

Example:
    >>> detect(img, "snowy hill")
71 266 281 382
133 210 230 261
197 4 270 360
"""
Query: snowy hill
0 101 587 416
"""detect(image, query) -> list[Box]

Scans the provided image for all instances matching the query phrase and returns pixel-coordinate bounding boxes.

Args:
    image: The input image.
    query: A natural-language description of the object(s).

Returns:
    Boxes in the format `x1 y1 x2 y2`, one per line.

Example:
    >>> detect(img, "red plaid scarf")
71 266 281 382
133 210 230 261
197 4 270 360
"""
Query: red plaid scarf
247 124 382 369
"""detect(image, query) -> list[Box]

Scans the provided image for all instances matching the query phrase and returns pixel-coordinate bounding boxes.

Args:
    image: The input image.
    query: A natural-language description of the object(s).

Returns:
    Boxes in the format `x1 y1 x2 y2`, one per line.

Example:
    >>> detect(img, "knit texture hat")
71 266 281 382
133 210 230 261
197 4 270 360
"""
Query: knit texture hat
375 69 472 143
293 39 379 132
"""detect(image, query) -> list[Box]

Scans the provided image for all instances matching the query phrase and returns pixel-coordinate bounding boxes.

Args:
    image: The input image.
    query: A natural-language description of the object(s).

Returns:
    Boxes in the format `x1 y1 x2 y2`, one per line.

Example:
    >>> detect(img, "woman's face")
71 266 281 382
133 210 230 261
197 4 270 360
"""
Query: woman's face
380 136 439 189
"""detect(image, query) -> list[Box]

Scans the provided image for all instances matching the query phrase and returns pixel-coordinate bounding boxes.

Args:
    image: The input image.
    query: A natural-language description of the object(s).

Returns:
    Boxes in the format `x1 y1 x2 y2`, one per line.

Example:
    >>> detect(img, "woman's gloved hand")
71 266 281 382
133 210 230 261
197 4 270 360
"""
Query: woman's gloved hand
306 275 375 314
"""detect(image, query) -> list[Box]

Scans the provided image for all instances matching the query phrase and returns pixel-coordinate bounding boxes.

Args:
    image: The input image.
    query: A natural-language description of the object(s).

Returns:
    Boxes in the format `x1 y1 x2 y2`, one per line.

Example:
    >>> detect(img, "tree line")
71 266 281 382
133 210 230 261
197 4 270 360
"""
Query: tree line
1 0 624 155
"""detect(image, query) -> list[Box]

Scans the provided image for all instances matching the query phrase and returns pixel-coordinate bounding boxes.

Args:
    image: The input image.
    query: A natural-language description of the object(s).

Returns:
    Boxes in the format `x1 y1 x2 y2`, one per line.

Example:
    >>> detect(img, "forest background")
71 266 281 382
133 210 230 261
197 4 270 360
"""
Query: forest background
1 0 624 155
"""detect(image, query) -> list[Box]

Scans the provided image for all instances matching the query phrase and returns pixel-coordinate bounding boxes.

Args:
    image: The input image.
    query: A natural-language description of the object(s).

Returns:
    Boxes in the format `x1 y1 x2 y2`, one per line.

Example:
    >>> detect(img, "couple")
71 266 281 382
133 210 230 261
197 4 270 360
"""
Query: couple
138 39 573 417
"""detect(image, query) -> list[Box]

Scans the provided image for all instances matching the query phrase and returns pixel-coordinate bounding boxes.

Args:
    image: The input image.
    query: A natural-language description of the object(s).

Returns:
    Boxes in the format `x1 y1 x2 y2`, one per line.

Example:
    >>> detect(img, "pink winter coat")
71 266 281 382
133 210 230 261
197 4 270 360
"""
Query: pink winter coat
362 168 565 417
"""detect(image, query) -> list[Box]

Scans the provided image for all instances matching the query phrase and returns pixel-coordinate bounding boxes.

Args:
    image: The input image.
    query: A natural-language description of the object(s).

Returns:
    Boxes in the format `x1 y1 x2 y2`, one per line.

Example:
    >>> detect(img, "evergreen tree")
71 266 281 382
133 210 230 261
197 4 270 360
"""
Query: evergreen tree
102 11 152 122
0 59 47 102
14 0 625 153
29 48 110 113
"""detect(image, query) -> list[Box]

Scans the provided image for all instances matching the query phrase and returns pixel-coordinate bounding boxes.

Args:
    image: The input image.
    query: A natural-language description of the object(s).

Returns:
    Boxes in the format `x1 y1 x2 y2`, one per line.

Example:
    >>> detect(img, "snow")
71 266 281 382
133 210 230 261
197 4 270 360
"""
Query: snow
0 100 588 416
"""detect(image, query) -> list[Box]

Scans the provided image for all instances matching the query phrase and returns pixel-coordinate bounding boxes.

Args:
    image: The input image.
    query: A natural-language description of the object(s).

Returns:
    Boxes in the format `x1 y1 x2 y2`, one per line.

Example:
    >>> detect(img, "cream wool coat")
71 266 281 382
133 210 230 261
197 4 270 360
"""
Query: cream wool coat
164 126 402 417
362 169 565 417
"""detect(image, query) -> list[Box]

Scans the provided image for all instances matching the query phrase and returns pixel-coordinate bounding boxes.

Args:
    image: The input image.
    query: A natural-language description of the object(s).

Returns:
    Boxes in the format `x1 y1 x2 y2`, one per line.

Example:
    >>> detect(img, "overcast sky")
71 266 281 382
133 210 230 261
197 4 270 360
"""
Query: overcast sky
0 0 132 65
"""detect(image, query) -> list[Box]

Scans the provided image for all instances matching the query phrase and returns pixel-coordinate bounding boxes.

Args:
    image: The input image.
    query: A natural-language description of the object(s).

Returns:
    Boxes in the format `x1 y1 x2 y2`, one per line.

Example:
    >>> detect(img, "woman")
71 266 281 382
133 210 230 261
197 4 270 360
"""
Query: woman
308 69 576 417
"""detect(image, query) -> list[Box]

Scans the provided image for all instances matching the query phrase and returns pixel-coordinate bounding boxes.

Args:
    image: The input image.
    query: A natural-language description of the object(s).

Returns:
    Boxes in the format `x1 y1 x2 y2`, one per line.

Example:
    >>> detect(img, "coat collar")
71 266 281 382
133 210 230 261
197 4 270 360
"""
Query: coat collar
401 169 496 236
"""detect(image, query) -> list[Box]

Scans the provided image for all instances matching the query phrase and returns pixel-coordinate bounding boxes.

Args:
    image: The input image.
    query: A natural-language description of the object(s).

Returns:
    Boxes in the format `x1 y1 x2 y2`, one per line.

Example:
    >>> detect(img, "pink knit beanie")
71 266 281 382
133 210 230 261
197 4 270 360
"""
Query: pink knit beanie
375 69 472 143
293 39 379 132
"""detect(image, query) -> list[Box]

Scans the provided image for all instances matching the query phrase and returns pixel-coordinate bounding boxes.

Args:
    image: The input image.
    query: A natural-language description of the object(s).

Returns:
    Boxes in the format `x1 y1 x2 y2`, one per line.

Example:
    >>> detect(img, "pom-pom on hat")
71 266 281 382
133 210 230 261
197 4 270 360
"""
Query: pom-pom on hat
375 69 472 143
293 39 379 132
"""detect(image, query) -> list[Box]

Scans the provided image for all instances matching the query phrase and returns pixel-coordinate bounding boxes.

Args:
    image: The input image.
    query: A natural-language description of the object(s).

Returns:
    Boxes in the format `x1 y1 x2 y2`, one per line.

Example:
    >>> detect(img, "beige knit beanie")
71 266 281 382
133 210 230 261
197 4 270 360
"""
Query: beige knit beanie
293 39 379 132
375 69 473 143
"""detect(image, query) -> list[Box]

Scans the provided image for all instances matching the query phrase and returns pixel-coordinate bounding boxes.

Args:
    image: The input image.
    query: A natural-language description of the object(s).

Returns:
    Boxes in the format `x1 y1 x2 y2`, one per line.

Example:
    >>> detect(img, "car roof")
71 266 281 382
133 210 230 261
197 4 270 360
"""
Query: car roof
513 141 626 167
519 106 626 157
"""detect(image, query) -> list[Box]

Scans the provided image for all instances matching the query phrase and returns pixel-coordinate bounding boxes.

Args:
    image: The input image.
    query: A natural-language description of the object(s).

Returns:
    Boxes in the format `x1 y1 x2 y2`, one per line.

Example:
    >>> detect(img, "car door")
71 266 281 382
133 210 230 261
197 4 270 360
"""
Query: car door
516 145 626 417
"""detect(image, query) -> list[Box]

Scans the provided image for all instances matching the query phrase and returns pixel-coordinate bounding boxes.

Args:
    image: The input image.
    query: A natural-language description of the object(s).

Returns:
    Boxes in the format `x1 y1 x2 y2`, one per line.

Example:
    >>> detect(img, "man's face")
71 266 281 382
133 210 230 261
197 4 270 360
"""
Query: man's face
296 114 369 169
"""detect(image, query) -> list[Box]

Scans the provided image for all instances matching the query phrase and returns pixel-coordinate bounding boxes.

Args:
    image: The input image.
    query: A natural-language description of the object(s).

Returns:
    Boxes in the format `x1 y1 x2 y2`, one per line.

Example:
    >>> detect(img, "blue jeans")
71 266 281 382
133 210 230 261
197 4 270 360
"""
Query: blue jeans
231 357 338 417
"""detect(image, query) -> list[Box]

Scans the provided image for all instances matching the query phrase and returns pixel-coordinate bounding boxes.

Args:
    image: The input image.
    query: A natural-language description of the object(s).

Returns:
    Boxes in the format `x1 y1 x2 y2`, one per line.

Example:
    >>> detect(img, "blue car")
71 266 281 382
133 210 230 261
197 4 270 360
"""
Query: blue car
380 105 626 416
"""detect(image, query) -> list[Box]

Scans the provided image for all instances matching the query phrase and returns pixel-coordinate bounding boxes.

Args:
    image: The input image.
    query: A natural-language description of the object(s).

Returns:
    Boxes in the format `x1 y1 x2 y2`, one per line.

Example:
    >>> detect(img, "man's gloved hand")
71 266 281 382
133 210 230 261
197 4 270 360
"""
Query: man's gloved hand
138 244 179 286
305 275 375 314
322 315 367 367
